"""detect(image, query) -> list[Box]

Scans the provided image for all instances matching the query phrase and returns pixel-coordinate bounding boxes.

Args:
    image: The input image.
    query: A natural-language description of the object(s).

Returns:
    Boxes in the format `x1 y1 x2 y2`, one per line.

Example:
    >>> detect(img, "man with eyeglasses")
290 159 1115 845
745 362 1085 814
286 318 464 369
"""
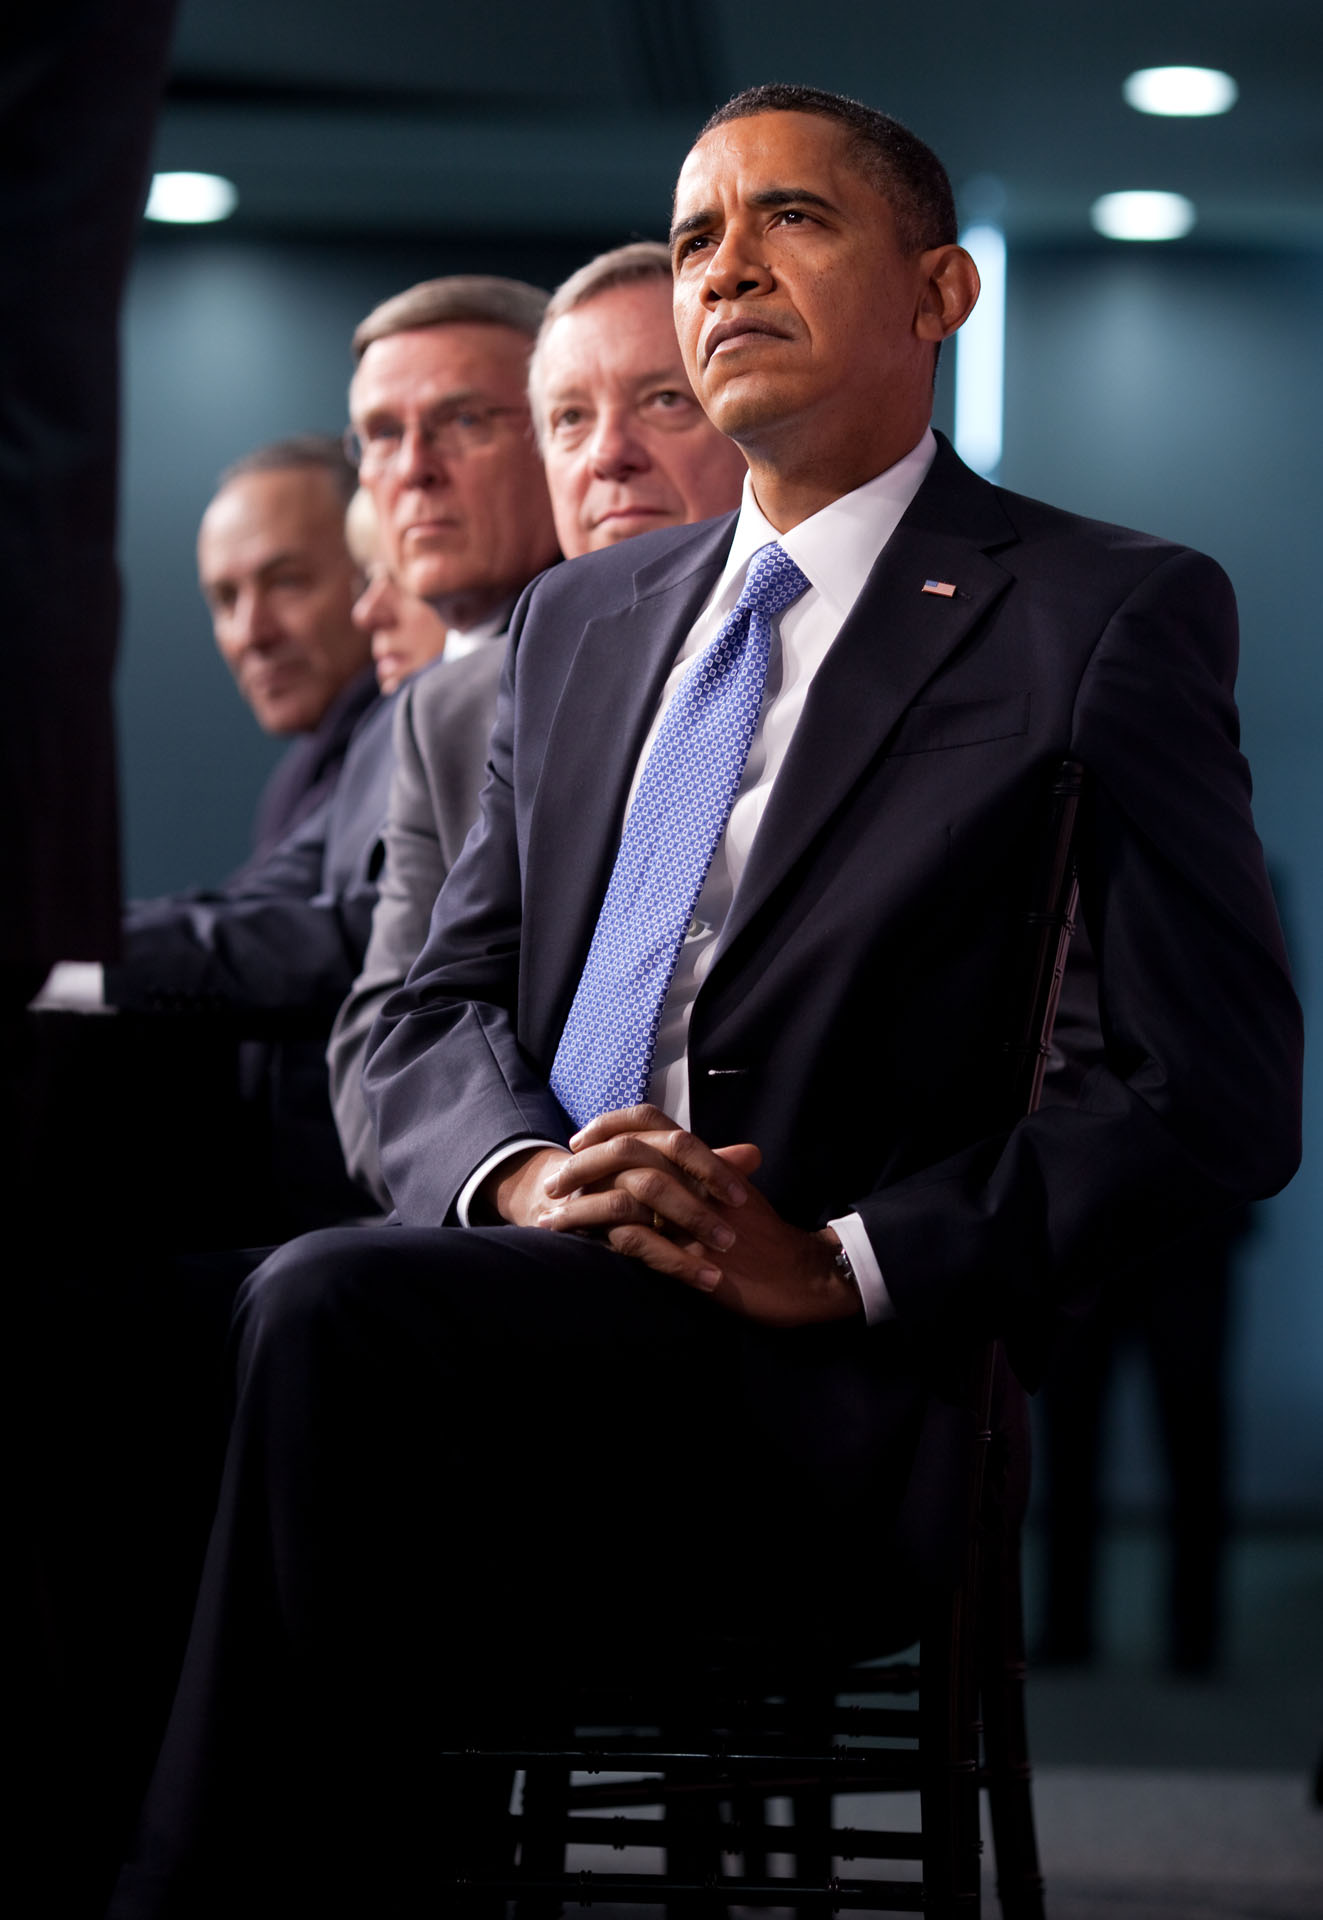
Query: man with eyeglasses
345 275 559 640
329 246 746 1205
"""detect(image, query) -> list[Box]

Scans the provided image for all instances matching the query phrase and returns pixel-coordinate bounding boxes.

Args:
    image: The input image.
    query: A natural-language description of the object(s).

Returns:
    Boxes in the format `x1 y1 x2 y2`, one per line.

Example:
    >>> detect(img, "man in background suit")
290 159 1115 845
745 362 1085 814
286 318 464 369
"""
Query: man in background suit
329 241 747 1205
342 485 449 698
312 273 560 1199
110 86 1302 1918
28 432 376 1012
29 434 389 1236
202 436 377 861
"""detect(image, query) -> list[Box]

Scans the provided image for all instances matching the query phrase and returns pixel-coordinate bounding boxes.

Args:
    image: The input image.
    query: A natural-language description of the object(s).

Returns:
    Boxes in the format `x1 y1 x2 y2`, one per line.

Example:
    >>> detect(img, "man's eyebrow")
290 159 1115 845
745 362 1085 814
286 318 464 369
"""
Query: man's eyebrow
670 186 839 246
202 547 302 595
669 207 715 247
255 548 308 576
749 187 838 215
357 387 490 422
547 368 680 399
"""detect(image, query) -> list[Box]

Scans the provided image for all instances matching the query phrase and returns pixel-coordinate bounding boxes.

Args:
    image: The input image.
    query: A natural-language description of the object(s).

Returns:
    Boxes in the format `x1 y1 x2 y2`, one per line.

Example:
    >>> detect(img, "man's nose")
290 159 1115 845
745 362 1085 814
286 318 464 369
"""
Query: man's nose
701 224 774 305
353 575 395 634
396 422 449 486
589 408 648 479
230 588 281 647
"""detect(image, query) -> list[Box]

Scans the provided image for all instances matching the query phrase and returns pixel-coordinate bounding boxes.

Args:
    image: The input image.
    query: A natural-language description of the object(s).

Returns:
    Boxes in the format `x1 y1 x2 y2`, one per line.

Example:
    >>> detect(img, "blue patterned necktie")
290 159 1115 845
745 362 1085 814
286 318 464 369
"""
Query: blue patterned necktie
550 541 811 1129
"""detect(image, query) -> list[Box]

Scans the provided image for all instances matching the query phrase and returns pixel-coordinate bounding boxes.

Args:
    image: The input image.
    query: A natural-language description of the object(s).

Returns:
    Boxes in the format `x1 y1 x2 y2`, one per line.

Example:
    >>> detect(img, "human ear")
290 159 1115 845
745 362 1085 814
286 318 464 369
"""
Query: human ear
915 244 981 341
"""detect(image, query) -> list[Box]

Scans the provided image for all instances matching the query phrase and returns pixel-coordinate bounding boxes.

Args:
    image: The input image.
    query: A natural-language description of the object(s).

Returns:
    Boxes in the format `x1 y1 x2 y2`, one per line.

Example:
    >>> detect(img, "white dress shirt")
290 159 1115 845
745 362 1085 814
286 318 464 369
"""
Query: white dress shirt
439 605 512 662
459 428 938 1322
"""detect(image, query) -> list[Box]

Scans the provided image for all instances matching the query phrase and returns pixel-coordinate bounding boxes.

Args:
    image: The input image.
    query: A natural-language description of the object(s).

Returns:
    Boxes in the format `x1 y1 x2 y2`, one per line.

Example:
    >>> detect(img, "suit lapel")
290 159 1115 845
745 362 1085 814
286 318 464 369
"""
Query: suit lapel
718 444 1020 957
522 516 737 1040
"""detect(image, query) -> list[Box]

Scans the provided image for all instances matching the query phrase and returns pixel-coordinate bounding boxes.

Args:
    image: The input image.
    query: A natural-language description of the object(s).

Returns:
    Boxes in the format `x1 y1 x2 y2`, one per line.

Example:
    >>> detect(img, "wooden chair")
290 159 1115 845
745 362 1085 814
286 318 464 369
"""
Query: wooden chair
441 759 1084 1917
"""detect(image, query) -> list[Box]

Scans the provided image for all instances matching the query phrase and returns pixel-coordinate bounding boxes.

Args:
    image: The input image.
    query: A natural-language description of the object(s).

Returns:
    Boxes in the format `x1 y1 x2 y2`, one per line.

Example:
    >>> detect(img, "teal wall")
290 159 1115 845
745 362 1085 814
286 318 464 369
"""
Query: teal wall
998 247 1322 1514
116 231 1322 1512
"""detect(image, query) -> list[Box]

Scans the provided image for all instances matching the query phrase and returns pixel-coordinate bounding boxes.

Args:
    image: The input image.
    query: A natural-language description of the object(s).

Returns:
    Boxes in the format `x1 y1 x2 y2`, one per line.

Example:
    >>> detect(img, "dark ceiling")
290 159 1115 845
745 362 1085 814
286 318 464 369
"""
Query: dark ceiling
153 0 1323 248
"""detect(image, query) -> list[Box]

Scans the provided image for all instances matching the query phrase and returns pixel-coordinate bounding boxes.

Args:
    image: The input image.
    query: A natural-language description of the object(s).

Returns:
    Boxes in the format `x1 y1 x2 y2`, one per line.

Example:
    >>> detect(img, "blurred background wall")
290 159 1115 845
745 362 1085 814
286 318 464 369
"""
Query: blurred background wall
113 0 1321 1521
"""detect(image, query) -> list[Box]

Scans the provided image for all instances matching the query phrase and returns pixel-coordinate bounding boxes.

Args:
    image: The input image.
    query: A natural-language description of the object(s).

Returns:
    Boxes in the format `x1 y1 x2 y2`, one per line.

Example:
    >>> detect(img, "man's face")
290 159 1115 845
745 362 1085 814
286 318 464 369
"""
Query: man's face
352 561 448 698
671 111 945 457
198 468 368 735
349 323 559 618
536 279 748 559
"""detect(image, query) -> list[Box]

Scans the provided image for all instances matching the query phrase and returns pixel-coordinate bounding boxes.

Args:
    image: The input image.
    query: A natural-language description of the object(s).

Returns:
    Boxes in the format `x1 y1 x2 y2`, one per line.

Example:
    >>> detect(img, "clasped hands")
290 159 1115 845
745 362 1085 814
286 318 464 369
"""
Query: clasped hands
486 1103 861 1328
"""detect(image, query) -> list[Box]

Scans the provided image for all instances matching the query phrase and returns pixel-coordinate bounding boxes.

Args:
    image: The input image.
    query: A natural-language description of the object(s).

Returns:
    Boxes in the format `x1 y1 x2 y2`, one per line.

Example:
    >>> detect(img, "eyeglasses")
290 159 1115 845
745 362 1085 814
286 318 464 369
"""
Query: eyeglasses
343 403 529 474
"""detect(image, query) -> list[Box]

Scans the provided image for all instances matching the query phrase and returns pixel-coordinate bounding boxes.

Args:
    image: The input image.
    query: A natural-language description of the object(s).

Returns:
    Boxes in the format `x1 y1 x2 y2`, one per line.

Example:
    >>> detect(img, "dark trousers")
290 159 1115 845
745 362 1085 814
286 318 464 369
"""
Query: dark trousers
109 1224 932 1919
23 1244 259 1920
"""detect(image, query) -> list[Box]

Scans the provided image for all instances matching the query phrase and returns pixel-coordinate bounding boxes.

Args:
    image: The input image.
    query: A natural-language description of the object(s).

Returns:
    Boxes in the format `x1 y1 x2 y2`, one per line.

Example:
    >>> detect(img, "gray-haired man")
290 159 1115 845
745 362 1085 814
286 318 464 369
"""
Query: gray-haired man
330 242 746 1202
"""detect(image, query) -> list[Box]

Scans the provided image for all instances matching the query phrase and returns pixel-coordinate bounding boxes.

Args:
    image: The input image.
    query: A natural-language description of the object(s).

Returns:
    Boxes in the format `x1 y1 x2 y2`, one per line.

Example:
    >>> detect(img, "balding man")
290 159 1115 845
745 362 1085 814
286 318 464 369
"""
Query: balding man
329 242 746 1204
199 436 377 861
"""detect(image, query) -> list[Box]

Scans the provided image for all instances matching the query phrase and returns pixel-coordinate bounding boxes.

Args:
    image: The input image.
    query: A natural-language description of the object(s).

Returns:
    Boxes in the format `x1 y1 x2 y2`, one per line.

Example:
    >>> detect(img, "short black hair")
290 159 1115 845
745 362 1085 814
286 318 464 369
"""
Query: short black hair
695 84 956 254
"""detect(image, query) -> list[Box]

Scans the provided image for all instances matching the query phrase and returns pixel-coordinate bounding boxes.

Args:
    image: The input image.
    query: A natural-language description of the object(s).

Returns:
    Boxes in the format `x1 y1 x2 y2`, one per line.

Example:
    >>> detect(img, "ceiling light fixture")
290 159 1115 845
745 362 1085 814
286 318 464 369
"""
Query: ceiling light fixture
1090 191 1196 242
144 172 238 224
1122 66 1238 117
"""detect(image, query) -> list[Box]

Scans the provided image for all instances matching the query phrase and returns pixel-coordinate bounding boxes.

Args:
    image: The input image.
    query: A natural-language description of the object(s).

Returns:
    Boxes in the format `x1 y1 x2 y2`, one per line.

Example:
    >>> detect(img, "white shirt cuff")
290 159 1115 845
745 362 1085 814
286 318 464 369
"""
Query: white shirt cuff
29 962 110 1013
828 1211 894 1324
457 1137 566 1226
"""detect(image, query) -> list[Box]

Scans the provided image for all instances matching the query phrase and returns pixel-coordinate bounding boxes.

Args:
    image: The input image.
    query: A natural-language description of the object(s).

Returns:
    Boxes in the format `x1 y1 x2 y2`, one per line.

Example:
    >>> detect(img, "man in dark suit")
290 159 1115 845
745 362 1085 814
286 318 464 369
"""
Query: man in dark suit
27 435 381 1245
200 436 378 861
110 86 1302 1918
33 434 375 1023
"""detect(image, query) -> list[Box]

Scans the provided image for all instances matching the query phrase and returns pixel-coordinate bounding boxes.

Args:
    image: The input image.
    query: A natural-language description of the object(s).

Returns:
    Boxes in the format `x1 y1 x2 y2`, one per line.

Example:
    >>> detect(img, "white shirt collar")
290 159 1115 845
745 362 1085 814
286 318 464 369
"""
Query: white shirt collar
719 427 937 621
441 601 515 662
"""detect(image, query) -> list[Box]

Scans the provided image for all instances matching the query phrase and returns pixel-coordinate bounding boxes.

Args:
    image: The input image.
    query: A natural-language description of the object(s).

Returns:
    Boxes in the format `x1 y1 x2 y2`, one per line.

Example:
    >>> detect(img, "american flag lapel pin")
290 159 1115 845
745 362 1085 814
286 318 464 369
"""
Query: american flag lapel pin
922 579 958 597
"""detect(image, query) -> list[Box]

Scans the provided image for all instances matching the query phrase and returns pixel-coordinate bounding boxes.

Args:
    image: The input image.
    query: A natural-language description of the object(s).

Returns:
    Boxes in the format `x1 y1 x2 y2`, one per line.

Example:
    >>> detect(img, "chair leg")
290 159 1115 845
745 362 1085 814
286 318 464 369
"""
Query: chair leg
980 1523 1045 1920
662 1769 727 1920
515 1760 571 1920
731 1787 769 1883
920 1590 983 1918
788 1782 836 1919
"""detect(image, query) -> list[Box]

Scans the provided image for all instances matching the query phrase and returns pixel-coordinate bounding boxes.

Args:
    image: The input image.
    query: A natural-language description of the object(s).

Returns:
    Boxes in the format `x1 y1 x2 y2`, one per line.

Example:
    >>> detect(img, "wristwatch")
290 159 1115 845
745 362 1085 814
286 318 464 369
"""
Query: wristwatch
831 1239 858 1296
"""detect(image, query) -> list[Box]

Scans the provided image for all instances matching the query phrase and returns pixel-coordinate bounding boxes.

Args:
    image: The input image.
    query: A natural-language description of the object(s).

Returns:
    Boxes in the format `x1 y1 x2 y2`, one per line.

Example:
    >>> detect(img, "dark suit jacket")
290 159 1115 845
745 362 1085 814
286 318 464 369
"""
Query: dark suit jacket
328 642 506 1206
107 690 396 1025
102 690 399 1233
248 666 380 863
364 438 1302 1381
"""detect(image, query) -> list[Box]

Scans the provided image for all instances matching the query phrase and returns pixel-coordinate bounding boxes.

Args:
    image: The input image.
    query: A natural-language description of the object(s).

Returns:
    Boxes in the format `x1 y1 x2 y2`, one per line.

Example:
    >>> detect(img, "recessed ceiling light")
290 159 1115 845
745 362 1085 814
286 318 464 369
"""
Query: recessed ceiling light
1122 66 1238 116
1091 191 1196 242
144 172 238 224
